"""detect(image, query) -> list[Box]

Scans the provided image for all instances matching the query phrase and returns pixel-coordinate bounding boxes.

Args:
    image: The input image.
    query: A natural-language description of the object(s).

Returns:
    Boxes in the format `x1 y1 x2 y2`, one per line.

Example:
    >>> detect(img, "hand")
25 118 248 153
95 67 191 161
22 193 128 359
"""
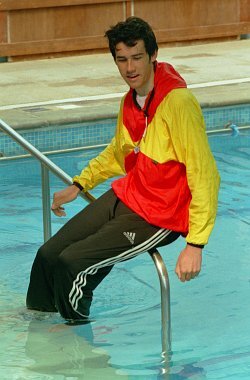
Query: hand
175 244 202 282
51 185 80 217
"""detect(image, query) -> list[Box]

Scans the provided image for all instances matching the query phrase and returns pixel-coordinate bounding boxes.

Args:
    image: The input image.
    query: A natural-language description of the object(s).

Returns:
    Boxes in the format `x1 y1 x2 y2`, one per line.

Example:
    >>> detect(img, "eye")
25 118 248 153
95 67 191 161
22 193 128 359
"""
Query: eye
116 57 127 62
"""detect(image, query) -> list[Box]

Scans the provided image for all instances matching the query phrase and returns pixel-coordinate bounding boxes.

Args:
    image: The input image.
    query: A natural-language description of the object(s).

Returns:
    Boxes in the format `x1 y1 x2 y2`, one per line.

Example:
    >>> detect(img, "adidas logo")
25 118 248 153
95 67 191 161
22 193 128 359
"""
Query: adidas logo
123 232 136 245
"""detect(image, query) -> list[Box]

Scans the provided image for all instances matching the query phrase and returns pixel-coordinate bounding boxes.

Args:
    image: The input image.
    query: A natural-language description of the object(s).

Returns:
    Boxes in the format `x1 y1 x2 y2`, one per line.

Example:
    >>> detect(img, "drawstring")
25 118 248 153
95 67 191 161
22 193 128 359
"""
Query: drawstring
142 116 148 139
133 88 155 141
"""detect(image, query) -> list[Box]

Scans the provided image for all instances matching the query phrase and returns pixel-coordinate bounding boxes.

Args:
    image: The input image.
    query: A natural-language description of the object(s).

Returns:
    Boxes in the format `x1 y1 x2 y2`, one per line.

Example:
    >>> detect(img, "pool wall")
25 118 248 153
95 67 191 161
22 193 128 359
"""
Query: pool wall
0 103 249 157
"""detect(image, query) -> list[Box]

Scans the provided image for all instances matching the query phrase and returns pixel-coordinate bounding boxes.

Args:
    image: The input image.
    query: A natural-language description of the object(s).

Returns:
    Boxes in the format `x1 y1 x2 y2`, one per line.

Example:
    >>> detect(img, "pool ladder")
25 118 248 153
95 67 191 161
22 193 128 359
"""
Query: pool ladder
0 118 172 360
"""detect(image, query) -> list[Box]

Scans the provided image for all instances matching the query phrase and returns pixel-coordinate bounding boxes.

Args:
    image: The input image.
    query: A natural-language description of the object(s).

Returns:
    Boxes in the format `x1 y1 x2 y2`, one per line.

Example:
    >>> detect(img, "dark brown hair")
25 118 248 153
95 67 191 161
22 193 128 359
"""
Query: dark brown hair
105 17 158 59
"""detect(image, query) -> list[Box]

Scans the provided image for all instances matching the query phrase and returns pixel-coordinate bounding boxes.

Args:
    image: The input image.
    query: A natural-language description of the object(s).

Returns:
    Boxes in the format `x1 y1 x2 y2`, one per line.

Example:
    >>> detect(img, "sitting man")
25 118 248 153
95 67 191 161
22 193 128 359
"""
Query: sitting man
26 17 220 322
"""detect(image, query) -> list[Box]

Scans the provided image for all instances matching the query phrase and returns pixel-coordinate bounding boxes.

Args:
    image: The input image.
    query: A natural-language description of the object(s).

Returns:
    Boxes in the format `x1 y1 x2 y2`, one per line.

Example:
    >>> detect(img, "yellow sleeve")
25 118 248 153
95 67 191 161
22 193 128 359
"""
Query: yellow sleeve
73 103 126 192
165 89 220 245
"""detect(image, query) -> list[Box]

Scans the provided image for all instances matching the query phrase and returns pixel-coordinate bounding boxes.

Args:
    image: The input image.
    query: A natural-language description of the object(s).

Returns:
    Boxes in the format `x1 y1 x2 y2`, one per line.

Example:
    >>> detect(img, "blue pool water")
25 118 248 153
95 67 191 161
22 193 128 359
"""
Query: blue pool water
0 130 250 379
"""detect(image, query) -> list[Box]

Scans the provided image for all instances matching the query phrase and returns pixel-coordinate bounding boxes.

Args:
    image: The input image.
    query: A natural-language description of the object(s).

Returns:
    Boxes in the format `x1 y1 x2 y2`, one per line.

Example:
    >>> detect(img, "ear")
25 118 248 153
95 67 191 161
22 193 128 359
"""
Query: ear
151 50 158 63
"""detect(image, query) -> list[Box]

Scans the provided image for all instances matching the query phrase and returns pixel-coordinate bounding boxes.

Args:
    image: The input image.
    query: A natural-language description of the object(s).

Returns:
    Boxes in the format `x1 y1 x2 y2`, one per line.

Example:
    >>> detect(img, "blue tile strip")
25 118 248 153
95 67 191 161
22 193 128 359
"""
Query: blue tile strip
203 103 250 130
0 103 249 157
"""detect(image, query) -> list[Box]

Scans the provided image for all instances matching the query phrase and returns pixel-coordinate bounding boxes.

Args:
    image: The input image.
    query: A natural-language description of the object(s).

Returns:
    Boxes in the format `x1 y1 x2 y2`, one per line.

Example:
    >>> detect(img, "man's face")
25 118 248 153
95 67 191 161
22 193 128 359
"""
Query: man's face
115 40 157 96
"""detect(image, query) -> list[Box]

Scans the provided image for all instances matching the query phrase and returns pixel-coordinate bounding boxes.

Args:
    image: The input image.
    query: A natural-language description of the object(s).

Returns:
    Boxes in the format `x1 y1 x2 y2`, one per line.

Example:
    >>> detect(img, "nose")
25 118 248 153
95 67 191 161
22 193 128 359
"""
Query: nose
127 58 135 73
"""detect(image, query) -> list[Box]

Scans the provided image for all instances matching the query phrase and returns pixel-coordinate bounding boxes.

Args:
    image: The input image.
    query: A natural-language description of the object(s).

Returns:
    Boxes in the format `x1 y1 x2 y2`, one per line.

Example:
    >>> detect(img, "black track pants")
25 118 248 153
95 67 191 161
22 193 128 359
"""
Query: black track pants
26 189 180 320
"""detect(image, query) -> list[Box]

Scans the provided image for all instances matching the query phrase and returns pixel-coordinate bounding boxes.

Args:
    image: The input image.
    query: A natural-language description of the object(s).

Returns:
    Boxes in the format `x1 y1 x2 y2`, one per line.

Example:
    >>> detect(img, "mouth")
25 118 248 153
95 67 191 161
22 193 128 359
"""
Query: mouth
127 74 139 81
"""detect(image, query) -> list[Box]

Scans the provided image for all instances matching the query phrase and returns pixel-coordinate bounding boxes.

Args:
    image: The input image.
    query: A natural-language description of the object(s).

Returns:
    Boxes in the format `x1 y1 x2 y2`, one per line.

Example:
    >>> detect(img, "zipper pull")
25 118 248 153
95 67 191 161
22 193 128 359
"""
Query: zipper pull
142 116 148 139
134 146 140 154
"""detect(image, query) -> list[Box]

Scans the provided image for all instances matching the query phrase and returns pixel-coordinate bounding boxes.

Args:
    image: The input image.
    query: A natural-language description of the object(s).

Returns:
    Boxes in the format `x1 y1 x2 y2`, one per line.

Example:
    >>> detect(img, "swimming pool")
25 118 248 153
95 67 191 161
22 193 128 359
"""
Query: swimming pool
0 129 250 379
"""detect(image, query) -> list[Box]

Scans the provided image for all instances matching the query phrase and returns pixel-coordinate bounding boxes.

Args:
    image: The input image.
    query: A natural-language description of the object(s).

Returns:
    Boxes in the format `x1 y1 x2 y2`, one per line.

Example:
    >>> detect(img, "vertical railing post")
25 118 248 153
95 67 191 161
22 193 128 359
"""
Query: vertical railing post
41 163 52 242
149 249 171 361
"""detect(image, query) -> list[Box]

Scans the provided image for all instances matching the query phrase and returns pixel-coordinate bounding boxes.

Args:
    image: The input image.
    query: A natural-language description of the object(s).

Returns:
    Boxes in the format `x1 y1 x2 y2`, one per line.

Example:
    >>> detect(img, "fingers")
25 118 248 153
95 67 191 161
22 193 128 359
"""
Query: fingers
175 245 202 282
51 205 66 217
175 265 200 282
184 272 200 282
176 272 199 282
50 186 79 217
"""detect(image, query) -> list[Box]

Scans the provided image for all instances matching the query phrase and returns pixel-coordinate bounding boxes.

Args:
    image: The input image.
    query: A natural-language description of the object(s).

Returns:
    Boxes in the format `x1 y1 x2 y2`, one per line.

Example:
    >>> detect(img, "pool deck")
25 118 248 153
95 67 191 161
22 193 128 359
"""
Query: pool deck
0 39 249 129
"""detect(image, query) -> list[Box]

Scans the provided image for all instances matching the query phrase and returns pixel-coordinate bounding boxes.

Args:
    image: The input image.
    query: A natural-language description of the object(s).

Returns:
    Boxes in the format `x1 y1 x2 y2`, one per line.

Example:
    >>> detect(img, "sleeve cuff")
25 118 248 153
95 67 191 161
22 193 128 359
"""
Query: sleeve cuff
187 242 204 249
72 181 84 191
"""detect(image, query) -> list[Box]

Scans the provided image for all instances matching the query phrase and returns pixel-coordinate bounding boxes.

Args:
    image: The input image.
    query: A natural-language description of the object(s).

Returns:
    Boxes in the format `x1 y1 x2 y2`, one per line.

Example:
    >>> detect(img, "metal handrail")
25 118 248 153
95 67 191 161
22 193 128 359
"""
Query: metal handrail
0 119 95 241
0 118 171 357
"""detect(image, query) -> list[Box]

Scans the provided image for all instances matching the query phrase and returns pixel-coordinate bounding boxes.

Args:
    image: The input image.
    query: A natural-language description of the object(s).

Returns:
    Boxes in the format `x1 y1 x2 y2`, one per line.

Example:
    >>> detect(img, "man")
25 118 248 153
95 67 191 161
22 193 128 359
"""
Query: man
26 17 220 322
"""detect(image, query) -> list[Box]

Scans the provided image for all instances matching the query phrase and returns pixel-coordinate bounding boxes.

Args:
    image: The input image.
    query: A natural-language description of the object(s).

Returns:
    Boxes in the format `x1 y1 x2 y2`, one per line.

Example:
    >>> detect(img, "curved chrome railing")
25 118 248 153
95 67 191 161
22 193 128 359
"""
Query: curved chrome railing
0 118 172 358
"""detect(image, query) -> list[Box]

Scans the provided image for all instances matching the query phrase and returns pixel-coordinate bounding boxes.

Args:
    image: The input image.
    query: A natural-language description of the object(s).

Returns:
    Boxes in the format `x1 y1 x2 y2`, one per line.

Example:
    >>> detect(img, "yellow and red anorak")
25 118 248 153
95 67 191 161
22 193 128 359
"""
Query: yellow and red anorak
73 62 220 245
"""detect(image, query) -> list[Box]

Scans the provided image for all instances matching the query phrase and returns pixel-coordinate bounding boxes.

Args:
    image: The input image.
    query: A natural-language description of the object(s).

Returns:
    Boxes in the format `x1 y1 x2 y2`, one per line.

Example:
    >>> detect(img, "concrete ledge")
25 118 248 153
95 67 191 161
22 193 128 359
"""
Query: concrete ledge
0 39 250 129
0 86 249 130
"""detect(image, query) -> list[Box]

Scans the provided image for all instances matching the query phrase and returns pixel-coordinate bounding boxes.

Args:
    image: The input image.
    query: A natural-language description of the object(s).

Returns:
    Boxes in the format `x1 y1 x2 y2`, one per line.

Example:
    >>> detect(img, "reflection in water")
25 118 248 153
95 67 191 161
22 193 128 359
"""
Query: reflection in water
0 302 128 379
24 313 127 379
1 304 208 380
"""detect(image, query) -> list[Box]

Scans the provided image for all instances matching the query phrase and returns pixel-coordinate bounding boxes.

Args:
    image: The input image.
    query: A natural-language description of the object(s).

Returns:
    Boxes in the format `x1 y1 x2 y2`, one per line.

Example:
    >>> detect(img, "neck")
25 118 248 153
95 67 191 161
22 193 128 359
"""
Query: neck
136 79 154 97
136 63 155 96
